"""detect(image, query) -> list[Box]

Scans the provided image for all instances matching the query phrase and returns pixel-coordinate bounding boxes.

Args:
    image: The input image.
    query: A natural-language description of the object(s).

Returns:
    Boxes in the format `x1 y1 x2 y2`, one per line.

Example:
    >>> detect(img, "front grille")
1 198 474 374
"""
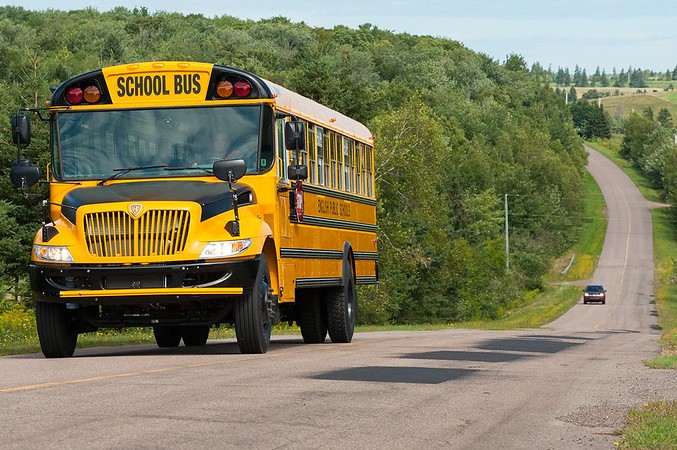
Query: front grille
83 209 190 257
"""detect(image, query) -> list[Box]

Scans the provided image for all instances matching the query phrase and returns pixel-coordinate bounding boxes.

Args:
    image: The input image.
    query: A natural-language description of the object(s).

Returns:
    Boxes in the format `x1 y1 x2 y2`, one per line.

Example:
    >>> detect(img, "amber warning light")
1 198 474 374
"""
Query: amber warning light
215 79 252 99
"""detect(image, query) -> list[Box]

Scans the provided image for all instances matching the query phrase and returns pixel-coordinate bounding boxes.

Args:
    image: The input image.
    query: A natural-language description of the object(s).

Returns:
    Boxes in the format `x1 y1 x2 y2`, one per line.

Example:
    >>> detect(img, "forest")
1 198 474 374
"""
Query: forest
0 6 590 324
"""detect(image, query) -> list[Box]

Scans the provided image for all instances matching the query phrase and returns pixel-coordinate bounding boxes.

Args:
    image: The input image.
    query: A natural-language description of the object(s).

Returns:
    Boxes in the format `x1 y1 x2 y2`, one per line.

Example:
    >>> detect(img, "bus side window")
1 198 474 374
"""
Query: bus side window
324 130 331 188
307 123 316 183
356 142 363 195
316 127 324 186
343 137 353 193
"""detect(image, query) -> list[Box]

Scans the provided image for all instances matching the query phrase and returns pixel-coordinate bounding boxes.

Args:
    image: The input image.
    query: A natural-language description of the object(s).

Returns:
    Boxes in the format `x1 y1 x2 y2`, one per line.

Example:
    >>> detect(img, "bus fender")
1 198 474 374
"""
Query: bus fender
342 241 356 284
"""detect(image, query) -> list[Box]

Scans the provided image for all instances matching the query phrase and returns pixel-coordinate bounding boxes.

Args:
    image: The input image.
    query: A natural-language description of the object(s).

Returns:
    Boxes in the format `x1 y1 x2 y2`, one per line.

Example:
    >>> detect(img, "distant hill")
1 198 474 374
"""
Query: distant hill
575 87 677 120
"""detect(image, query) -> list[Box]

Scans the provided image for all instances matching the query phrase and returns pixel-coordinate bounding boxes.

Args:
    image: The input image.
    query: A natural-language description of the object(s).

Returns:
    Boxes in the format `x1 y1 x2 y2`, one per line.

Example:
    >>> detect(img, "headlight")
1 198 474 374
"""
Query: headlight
200 239 252 259
34 245 74 263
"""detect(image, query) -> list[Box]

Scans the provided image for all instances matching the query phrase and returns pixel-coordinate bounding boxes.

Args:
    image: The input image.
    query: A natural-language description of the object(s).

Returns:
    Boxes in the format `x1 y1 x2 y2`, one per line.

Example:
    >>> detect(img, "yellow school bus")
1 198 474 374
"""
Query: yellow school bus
9 61 377 358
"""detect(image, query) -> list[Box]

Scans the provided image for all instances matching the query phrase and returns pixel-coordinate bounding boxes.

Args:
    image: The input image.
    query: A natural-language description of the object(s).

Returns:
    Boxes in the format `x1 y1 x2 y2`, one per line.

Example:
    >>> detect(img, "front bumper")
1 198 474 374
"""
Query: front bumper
30 258 259 305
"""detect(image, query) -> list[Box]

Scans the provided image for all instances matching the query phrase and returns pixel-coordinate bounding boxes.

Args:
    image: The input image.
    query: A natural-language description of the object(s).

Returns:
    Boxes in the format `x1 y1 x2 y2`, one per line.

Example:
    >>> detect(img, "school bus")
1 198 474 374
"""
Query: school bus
9 61 377 358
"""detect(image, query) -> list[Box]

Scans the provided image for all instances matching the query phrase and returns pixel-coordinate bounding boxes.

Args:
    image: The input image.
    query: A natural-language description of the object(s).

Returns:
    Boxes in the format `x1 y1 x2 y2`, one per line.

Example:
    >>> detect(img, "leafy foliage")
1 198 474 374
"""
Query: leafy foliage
0 6 588 324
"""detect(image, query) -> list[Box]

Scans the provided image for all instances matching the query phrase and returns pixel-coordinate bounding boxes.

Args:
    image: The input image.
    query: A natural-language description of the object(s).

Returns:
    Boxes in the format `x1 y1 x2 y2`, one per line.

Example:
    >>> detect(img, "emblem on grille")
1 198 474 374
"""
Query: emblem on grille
129 203 143 217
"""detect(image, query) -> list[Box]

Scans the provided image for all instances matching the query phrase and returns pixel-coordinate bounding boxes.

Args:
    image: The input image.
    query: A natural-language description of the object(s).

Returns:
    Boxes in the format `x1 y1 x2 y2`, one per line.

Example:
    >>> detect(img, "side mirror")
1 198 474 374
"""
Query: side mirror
287 164 308 181
285 121 305 150
11 114 31 147
213 159 247 182
10 159 40 188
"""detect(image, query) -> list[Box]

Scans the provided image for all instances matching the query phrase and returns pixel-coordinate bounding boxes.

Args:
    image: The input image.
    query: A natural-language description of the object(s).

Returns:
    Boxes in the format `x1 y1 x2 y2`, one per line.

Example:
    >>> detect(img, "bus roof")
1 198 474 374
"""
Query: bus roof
262 79 374 146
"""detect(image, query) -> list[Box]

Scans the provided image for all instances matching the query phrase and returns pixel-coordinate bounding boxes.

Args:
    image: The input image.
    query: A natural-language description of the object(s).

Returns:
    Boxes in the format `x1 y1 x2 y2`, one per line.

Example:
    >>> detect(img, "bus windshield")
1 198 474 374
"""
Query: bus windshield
53 105 263 180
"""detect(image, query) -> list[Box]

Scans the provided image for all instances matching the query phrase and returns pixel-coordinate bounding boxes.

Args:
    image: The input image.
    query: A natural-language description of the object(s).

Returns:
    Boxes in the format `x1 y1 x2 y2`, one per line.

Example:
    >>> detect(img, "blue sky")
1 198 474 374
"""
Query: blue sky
6 0 677 73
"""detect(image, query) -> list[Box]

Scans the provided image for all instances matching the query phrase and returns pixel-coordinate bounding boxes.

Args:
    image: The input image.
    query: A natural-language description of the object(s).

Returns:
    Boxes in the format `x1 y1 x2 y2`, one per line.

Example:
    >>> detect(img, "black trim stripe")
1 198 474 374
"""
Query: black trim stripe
296 276 377 288
280 248 378 260
293 215 378 232
303 184 376 206
357 276 378 285
281 248 342 259
354 251 378 261
296 277 342 288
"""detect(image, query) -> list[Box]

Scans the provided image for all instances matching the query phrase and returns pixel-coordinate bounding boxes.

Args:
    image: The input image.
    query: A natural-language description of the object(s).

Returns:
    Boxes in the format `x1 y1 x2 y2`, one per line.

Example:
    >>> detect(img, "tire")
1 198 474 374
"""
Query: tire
36 301 78 358
181 325 210 346
235 255 273 354
327 262 357 344
153 326 182 348
298 291 327 344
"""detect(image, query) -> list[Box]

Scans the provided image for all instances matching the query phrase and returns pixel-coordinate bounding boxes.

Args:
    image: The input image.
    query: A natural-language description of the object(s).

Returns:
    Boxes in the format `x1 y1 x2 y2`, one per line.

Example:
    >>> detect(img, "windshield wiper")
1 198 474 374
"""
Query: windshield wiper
97 164 167 186
163 166 213 174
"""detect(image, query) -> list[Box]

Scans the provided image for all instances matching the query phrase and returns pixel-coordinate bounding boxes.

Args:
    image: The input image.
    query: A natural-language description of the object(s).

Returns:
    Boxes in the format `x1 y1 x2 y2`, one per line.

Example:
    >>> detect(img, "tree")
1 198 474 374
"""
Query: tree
657 108 674 129
570 101 611 139
504 53 527 72
620 113 656 161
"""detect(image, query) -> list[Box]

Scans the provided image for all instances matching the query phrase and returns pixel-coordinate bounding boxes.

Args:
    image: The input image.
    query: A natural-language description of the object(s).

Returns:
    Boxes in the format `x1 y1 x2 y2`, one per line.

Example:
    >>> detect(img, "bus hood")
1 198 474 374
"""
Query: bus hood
60 180 252 224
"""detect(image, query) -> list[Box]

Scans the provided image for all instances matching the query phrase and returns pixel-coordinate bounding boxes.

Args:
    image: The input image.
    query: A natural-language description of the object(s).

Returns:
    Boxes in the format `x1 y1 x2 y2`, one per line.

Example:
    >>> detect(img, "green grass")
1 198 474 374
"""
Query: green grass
619 401 677 449
598 90 677 121
649 206 677 360
555 172 607 282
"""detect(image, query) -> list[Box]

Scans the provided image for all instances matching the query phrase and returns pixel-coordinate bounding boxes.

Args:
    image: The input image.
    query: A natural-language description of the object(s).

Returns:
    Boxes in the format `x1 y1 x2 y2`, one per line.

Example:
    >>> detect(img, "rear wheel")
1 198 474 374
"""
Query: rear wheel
235 255 273 354
36 301 78 358
327 262 357 344
298 291 327 344
153 326 182 348
181 325 210 346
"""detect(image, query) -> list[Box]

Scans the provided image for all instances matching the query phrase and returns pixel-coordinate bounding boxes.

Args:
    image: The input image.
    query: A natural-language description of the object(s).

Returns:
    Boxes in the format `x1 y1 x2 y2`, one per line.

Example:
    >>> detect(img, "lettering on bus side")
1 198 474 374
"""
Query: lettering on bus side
317 198 351 218
115 74 202 97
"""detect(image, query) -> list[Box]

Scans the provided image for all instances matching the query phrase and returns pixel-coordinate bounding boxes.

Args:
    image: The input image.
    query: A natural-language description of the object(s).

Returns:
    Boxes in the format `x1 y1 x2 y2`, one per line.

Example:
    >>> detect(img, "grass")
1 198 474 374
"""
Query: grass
619 401 677 449
557 172 607 282
583 87 677 121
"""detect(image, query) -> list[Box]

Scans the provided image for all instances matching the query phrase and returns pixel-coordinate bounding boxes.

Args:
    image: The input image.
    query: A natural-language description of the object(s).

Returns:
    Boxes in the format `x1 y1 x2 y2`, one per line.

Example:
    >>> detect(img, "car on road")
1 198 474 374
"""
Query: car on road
583 284 606 304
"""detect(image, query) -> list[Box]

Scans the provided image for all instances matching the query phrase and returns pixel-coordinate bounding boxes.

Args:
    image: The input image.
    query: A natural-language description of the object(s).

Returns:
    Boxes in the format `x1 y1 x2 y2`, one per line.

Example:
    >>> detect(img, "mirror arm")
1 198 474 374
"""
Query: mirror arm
225 172 241 237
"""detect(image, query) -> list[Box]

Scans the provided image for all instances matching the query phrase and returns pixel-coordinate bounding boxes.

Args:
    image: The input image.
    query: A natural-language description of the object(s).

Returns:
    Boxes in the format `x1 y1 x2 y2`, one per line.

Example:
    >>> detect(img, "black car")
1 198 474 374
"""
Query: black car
583 284 606 304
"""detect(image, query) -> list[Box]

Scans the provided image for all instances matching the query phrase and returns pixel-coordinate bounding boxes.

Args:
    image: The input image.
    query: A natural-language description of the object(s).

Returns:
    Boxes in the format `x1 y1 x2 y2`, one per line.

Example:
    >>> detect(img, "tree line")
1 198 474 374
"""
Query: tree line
534 64 677 89
0 6 588 324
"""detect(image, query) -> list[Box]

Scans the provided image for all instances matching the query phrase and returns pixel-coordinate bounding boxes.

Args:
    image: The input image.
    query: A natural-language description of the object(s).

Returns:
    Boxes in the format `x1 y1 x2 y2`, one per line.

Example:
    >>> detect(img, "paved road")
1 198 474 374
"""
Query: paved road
1 147 675 449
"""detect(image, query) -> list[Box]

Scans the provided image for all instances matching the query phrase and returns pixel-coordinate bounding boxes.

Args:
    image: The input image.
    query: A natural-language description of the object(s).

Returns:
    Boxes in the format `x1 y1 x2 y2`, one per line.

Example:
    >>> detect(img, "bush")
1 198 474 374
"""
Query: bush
0 300 37 344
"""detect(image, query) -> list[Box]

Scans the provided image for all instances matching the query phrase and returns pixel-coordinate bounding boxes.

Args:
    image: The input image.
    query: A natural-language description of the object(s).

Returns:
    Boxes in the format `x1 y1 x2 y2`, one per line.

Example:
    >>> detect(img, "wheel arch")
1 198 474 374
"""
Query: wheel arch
342 241 356 283
262 236 279 295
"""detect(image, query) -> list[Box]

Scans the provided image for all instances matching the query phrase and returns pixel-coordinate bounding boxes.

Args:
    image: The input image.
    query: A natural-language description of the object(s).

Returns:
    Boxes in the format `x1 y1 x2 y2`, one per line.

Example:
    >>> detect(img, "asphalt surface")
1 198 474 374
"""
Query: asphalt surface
1 147 675 449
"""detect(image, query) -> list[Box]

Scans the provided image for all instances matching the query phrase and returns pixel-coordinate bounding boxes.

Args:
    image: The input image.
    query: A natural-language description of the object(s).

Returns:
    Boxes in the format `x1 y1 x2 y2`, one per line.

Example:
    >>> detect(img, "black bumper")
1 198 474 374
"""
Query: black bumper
30 258 260 305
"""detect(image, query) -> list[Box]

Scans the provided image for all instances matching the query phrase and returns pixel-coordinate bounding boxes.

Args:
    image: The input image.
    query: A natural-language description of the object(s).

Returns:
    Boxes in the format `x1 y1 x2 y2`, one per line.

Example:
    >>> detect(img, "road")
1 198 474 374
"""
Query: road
1 147 675 449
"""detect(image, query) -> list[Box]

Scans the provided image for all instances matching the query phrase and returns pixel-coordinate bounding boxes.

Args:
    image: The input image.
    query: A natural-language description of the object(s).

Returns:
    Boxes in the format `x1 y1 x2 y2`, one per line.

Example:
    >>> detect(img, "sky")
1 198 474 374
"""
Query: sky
6 0 677 73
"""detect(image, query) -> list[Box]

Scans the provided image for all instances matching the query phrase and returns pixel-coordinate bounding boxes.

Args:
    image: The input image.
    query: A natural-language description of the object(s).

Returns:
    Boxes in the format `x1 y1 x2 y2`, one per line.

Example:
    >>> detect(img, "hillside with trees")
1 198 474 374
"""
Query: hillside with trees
0 6 588 324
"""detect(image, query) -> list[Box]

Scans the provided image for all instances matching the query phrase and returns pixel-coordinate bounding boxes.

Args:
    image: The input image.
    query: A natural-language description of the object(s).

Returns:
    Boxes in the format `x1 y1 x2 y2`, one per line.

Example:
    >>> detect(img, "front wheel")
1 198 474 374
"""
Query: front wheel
235 255 273 354
36 301 78 358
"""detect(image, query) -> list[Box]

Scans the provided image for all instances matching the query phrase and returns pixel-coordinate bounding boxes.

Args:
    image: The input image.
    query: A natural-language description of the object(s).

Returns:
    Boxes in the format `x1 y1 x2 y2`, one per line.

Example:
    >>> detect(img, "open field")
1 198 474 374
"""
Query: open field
571 85 677 120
